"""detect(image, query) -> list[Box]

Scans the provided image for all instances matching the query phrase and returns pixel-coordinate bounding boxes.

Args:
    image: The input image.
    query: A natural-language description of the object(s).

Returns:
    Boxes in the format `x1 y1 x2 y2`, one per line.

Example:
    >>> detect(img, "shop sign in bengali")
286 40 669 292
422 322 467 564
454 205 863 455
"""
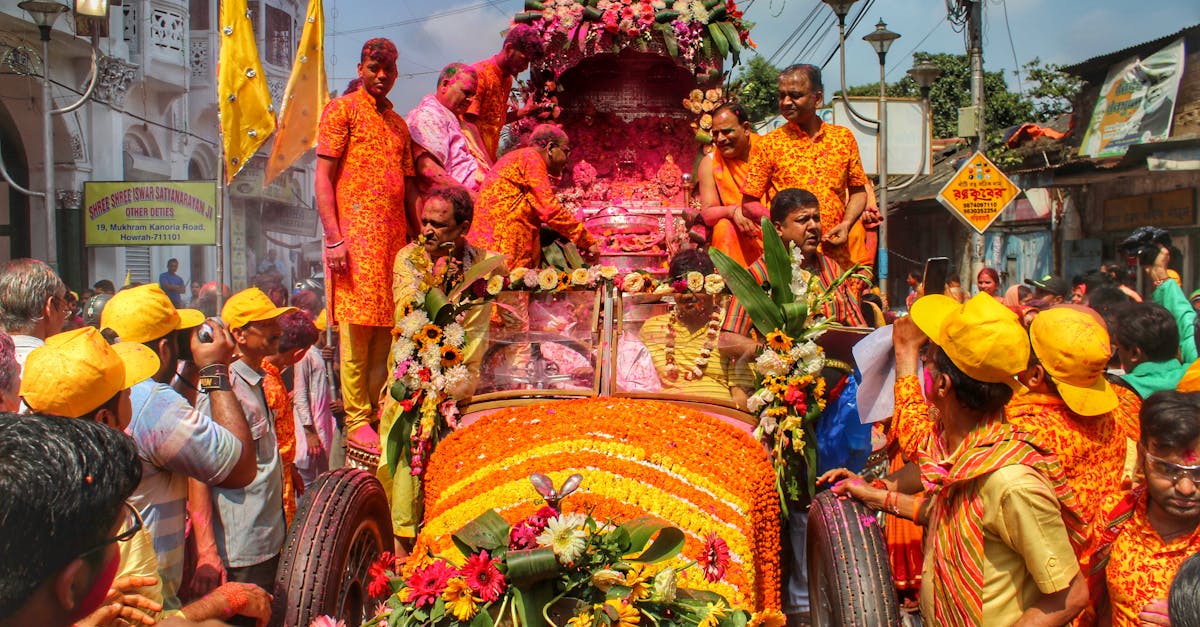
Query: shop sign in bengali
936 151 1021 235
84 181 217 246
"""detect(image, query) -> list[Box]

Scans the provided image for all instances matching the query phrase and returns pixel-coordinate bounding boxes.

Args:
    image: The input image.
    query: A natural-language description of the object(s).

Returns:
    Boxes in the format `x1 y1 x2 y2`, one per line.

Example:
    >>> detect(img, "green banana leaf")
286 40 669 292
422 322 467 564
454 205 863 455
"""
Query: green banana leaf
709 247 783 338
448 255 510 301
425 286 450 324
383 405 416 475
782 301 809 339
506 547 561 585
542 243 569 271
707 23 729 58
620 517 685 563
759 216 793 308
658 23 680 58
452 510 511 556
559 242 585 268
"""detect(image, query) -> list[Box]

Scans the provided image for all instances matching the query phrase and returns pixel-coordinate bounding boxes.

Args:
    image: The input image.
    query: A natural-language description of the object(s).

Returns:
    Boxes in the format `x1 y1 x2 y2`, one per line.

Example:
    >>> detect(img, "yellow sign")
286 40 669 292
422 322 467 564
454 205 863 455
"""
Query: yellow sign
936 151 1021 234
84 182 218 246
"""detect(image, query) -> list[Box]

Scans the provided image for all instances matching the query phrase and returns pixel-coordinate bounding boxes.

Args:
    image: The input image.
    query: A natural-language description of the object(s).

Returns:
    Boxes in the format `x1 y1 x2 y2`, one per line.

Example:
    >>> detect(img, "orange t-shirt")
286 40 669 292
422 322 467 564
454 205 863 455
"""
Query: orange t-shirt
1105 492 1200 627
466 57 511 161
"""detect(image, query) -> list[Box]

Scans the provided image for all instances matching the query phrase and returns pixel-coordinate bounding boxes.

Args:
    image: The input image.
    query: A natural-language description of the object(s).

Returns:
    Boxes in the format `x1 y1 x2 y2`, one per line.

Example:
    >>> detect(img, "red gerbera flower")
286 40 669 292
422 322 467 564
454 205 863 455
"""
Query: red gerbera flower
698 532 730 583
405 560 457 607
510 522 540 550
367 551 395 598
534 506 558 525
461 550 507 602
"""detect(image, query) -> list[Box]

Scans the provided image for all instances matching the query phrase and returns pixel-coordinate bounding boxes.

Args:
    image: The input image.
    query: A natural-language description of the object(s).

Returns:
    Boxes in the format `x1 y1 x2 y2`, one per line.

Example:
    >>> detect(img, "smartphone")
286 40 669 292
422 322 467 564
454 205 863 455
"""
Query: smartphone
923 257 950 297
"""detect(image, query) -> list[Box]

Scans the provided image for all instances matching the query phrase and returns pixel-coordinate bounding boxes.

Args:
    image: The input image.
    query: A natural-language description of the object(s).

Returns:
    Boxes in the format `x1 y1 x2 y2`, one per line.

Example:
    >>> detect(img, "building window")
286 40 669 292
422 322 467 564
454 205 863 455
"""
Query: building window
265 5 292 67
190 0 209 30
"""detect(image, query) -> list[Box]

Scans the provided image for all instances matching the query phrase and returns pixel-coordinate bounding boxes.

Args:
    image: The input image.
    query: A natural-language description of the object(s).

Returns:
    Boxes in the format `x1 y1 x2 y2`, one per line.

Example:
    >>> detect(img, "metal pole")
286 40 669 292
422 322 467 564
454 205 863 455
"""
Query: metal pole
41 36 57 270
877 55 889 299
216 154 226 313
967 0 986 284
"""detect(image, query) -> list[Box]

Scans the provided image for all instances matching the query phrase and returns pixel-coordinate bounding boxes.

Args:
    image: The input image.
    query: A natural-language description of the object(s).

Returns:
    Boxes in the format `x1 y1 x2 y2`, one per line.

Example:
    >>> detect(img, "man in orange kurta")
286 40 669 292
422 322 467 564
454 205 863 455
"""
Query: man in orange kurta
468 125 598 269
698 103 772 268
740 64 869 275
464 24 546 162
315 38 418 453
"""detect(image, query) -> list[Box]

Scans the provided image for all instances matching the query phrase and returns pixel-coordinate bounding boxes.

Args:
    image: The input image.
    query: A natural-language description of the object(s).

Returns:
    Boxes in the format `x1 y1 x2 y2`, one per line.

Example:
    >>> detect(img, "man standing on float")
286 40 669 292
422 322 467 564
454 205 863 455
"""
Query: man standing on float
315 38 419 455
697 102 772 268
738 64 870 282
465 24 547 161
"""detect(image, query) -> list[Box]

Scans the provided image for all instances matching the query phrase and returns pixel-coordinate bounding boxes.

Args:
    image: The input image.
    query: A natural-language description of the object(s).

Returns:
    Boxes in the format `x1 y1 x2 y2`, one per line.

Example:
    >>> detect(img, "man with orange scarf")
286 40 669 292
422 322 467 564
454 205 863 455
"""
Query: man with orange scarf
698 103 771 267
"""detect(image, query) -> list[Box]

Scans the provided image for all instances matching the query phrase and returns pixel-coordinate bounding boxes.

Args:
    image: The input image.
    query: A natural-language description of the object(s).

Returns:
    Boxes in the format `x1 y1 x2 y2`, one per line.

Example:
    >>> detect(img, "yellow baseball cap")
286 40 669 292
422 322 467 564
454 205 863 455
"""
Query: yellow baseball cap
21 327 160 418
101 284 205 344
222 288 297 329
911 292 1030 387
1029 307 1118 416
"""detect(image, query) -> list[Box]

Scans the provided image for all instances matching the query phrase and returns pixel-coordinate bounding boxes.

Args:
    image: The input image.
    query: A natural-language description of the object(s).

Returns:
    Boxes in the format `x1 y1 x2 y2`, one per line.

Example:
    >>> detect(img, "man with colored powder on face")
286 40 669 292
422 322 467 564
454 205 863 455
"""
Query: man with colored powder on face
407 63 490 194
316 37 419 455
697 102 772 268
738 64 870 281
464 24 546 162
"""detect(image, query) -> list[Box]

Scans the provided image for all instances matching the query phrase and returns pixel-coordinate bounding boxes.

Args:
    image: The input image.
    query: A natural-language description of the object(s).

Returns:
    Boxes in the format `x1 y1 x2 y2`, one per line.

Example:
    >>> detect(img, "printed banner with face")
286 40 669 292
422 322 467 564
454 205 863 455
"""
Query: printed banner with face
1079 38 1185 158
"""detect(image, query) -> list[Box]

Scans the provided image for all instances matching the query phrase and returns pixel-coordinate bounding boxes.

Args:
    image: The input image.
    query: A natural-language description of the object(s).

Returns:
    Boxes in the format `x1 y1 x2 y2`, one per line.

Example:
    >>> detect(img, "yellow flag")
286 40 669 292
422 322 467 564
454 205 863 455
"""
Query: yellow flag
218 0 276 183
265 0 328 186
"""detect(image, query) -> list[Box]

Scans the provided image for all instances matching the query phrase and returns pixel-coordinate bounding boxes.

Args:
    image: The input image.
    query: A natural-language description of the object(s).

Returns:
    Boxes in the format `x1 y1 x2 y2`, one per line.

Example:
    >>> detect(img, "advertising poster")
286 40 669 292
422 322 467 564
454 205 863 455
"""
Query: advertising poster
85 181 217 246
1079 38 1185 158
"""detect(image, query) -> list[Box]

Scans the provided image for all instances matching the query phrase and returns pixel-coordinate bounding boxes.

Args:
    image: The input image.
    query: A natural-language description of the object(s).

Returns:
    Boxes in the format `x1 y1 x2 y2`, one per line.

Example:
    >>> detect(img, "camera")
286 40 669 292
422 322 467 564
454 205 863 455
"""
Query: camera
1117 226 1171 266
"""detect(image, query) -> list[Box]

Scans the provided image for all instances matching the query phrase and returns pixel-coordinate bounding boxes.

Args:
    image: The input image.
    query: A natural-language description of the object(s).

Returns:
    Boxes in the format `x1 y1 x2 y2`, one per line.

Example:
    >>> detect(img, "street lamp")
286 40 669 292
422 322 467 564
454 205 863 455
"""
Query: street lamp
13 0 104 275
907 55 942 99
821 0 857 26
863 19 899 299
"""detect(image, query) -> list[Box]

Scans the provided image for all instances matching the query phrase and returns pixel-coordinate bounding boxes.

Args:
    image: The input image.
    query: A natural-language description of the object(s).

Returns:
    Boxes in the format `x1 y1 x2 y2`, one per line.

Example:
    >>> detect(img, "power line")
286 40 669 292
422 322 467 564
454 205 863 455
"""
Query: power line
884 14 945 78
1000 0 1023 93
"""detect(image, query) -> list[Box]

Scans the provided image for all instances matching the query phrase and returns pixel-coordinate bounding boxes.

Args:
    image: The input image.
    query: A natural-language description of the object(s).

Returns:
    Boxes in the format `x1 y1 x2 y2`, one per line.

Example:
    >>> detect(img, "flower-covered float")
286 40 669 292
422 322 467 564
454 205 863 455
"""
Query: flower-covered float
509 0 754 274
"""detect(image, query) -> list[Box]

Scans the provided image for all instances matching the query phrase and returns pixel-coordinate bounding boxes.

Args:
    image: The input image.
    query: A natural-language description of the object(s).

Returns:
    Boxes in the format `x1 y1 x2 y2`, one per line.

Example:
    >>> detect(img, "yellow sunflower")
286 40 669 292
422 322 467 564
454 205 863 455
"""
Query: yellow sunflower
748 609 787 627
417 324 442 345
604 599 640 627
765 329 793 352
441 345 463 367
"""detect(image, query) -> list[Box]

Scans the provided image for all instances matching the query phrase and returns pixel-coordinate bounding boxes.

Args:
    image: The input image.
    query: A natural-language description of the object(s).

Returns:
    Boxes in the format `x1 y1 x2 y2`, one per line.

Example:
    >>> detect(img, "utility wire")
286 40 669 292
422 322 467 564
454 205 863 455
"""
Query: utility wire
1000 0 1023 93
884 14 946 78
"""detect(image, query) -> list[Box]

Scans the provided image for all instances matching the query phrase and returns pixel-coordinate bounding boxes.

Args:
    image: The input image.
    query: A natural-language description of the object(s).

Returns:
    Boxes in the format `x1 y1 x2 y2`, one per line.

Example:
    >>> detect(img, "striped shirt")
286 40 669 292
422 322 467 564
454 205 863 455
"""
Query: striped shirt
721 254 867 337
127 380 242 608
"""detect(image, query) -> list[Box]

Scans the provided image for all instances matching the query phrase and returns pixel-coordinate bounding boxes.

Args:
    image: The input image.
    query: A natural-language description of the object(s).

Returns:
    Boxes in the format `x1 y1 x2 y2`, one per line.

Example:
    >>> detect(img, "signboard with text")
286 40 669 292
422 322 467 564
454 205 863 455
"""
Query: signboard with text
1079 38 1185 158
936 152 1021 234
85 181 217 246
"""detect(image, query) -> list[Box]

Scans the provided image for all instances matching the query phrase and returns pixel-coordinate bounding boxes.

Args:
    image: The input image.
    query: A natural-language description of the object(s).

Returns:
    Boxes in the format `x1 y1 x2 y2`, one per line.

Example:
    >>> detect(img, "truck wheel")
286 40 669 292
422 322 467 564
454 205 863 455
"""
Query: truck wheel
272 468 393 627
806 490 902 627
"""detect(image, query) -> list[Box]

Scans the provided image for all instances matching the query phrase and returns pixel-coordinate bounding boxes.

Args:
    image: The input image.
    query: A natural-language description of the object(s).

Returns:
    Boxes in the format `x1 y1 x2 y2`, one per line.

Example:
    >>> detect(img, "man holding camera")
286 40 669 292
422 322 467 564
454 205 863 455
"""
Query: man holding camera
100 284 259 608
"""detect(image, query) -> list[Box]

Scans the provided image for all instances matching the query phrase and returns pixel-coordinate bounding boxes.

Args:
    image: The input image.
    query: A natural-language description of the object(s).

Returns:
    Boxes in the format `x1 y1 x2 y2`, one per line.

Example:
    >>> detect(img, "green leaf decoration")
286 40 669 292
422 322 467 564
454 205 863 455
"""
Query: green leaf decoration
382 405 416 475
707 23 729 58
708 247 784 337
782 301 808 338
425 286 450 324
710 3 729 23
513 11 543 23
448 255 509 301
619 517 686 563
542 243 569 271
430 598 446 624
505 547 561 585
525 0 546 10
452 510 511 555
759 217 793 308
559 242 586 269
655 9 679 23
658 24 679 58
718 20 740 61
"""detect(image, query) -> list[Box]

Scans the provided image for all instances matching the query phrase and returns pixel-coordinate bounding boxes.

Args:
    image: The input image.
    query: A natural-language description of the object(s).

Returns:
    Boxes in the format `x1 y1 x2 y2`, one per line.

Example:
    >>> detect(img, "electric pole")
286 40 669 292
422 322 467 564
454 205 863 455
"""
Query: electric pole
966 0 986 283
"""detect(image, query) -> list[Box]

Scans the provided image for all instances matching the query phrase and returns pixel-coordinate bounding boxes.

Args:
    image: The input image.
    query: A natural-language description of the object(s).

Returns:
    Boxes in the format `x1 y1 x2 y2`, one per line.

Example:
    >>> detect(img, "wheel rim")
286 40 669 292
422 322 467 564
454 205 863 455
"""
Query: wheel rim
337 518 384 623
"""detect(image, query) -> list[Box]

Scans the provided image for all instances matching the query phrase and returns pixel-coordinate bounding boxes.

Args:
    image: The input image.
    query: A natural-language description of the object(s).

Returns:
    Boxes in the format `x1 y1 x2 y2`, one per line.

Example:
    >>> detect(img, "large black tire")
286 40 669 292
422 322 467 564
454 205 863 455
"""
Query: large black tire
272 468 393 627
806 490 902 627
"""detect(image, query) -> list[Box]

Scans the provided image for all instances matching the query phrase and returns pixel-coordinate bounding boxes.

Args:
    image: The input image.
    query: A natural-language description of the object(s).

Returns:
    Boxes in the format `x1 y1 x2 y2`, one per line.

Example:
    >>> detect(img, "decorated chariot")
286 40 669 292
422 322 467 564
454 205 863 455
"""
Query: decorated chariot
268 2 901 626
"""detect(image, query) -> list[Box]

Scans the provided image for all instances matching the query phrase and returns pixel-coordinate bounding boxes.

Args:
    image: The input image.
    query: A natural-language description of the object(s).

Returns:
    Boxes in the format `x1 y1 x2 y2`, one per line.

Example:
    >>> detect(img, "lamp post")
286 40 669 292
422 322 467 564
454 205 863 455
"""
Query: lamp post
822 0 879 127
15 0 105 274
863 19 899 299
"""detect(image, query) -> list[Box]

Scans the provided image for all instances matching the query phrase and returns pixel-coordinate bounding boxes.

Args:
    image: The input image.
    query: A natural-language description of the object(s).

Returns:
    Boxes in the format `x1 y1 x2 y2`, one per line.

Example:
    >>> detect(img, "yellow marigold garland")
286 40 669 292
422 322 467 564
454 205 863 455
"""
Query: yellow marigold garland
419 398 781 610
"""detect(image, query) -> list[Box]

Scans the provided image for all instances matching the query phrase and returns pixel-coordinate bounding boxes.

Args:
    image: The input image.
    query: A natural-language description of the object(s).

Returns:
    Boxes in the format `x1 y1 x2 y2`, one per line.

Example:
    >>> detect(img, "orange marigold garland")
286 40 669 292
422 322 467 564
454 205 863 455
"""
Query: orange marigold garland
420 398 781 611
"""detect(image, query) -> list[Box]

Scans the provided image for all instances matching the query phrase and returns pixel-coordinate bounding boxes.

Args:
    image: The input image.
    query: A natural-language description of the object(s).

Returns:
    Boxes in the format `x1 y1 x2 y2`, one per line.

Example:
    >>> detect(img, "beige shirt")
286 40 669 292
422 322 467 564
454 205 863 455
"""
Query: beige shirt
921 464 1080 625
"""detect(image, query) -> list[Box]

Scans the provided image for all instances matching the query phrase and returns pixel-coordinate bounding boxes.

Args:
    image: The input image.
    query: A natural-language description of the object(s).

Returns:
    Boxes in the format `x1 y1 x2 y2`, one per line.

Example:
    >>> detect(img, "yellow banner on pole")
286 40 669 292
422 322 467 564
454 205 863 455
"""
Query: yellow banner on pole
84 182 217 246
264 0 328 186
218 0 276 183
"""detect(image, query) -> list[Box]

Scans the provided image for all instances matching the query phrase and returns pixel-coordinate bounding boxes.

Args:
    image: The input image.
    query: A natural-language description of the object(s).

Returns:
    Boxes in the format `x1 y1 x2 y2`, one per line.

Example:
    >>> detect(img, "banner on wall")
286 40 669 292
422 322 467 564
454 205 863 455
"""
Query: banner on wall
1079 38 1185 158
84 182 217 247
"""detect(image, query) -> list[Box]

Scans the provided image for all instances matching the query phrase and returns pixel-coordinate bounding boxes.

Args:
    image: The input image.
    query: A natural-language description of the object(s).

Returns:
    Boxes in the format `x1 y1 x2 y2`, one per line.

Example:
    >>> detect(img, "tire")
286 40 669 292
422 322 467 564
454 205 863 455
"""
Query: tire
806 490 902 627
272 468 394 627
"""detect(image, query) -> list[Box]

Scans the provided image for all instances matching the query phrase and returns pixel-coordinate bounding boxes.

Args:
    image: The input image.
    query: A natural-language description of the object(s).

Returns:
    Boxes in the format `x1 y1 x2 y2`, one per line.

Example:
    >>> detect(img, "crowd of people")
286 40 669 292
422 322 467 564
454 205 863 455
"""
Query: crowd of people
2 17 1200 627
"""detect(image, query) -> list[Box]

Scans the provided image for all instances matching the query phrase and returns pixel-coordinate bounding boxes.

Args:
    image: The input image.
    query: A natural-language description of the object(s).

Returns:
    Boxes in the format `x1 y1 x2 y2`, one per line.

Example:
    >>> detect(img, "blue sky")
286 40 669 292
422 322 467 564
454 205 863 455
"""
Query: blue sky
323 0 1200 114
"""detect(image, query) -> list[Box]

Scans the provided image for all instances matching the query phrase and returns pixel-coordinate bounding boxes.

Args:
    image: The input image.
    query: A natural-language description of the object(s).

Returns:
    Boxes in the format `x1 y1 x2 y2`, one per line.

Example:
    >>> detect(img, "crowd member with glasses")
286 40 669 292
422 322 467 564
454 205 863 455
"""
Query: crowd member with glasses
468 123 599 270
1090 391 1200 627
0 258 69 367
0 412 150 627
191 288 296 595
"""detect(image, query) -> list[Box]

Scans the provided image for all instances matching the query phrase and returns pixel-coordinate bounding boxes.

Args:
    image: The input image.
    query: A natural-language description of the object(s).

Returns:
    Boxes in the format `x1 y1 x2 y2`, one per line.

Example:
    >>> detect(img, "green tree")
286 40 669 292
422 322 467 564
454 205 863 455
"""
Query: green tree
730 55 780 123
1022 57 1083 121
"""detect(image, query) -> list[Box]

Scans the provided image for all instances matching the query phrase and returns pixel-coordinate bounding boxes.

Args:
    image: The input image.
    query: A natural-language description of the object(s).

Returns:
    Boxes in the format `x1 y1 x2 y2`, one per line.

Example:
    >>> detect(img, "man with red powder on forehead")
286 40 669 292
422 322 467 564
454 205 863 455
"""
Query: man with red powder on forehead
315 37 419 454
464 24 547 162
